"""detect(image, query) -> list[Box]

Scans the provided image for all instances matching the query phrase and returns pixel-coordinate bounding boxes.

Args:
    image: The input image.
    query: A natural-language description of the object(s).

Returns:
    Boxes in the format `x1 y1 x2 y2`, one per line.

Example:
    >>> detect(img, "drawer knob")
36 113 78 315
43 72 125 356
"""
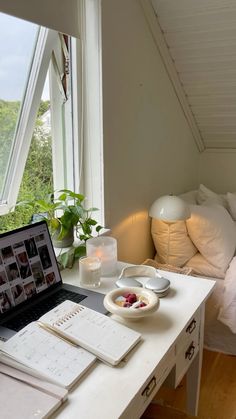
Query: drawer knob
186 319 196 334
185 342 195 360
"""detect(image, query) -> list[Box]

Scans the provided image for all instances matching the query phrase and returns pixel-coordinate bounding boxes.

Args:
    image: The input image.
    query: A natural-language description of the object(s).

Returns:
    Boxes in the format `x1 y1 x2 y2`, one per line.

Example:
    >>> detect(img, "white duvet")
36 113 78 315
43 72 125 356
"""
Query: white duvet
218 257 236 333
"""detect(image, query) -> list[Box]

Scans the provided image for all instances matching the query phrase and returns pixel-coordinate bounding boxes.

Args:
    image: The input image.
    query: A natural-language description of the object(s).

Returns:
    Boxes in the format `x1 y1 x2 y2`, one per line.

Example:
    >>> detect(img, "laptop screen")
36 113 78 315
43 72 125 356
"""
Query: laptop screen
0 221 62 315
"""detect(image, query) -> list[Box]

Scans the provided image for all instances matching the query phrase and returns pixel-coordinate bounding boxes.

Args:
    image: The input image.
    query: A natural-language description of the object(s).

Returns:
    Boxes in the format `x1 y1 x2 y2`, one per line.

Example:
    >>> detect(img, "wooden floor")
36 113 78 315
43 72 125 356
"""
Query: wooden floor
142 349 236 419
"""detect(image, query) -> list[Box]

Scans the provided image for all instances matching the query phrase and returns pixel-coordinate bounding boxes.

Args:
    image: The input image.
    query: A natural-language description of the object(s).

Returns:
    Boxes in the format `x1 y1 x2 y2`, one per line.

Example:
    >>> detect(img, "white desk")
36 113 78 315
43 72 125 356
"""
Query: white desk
54 262 215 419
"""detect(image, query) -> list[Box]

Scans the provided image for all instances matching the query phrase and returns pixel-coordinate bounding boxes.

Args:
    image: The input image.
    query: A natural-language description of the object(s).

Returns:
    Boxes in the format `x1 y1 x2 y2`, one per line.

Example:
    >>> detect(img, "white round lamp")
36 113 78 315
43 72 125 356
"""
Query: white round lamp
149 195 191 222
149 195 191 265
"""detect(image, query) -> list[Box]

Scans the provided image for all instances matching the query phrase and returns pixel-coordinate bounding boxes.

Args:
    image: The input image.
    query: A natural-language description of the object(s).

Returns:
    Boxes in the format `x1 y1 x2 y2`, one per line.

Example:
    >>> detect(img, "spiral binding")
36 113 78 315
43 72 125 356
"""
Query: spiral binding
53 304 84 327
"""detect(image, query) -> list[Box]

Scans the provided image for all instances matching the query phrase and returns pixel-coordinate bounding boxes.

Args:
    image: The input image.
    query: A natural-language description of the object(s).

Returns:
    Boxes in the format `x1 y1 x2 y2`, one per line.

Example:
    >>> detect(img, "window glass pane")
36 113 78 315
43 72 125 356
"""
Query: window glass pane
0 74 53 233
0 13 39 199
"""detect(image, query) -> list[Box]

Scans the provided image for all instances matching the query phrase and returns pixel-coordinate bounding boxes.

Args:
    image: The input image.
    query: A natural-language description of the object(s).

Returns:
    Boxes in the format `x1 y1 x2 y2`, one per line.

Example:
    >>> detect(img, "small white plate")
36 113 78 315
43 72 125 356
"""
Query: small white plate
103 287 159 319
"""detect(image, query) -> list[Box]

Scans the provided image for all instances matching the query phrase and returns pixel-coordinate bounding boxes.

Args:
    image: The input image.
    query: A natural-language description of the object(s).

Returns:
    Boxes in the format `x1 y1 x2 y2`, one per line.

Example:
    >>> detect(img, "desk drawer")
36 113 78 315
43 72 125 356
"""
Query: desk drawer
120 346 175 419
176 309 201 356
175 338 199 385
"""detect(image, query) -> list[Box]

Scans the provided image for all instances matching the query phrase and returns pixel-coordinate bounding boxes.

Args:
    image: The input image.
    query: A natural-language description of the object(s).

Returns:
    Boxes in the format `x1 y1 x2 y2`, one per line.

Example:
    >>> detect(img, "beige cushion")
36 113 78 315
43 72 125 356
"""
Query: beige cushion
197 184 227 208
186 204 236 272
185 253 225 279
151 219 197 267
226 192 236 220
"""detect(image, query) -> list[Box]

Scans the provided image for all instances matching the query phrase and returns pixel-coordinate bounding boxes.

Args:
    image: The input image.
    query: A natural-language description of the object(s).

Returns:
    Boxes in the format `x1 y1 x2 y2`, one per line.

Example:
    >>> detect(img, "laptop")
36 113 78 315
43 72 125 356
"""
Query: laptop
0 221 107 341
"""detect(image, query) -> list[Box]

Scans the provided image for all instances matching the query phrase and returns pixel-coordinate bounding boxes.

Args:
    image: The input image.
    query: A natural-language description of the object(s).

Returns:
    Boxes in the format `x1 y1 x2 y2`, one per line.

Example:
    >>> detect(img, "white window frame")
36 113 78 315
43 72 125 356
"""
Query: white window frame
50 35 76 193
0 27 58 215
52 0 104 225
77 0 104 226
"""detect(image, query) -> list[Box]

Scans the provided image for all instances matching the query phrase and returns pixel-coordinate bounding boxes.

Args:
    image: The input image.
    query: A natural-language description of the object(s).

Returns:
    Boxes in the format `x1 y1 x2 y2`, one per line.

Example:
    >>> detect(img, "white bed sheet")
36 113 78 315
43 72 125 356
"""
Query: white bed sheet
204 276 236 355
179 190 236 354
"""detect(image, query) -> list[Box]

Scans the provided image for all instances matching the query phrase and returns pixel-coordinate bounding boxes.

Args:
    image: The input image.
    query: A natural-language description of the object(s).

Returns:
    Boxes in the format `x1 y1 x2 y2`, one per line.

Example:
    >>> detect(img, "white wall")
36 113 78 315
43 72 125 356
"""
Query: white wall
102 0 200 263
0 0 80 37
199 150 236 193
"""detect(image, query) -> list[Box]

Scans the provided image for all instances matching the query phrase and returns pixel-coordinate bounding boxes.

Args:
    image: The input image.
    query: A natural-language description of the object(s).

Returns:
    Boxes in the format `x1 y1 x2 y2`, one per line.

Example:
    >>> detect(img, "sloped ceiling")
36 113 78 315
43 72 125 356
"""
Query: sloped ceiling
149 0 236 150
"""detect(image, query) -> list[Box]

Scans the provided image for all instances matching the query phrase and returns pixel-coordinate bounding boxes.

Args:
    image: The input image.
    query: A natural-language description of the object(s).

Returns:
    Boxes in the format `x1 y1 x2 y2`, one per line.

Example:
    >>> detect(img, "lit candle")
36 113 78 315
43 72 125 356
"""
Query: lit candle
86 237 117 276
79 256 101 287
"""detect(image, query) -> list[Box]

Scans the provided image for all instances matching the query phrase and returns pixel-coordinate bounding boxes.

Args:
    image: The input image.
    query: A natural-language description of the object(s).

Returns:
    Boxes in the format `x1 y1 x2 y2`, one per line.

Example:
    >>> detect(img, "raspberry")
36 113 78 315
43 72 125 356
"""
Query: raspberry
123 292 131 298
126 293 137 304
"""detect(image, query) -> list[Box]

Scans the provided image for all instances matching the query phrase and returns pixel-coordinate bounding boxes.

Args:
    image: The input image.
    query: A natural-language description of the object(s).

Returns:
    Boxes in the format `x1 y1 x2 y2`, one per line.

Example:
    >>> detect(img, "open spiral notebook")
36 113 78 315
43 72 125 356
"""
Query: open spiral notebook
0 300 141 389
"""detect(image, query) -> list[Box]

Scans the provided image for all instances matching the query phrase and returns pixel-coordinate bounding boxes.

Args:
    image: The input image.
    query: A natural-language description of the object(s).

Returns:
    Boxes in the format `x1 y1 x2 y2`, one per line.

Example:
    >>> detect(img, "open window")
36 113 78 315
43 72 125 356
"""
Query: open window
0 0 104 229
0 13 60 215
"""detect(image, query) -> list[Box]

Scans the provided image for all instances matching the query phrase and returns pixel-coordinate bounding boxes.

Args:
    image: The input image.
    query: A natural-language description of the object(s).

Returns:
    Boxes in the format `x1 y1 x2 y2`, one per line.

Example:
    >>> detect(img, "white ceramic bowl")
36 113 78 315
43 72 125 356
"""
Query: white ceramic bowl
103 287 159 319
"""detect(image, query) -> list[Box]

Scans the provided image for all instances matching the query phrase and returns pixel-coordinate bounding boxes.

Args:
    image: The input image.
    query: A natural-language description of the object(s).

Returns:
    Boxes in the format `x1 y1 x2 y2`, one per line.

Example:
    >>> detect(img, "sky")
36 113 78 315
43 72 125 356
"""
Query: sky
0 12 49 101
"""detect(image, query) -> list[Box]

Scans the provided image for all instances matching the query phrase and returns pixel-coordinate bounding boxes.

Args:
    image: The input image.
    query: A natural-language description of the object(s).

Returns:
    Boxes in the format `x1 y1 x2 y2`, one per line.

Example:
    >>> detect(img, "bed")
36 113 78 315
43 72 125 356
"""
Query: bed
150 184 236 356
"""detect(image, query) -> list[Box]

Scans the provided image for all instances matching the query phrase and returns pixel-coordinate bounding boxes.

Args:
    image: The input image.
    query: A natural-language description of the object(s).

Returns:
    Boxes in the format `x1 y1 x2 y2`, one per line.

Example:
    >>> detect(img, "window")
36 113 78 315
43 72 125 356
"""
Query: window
0 14 39 205
0 15 58 216
0 13 75 219
0 0 104 228
0 80 53 232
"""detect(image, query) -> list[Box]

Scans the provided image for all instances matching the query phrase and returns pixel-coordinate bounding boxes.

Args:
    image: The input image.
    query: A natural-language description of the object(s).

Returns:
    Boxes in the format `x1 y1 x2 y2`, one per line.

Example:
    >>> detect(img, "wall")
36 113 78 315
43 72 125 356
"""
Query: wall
102 0 200 264
0 0 80 37
199 150 236 193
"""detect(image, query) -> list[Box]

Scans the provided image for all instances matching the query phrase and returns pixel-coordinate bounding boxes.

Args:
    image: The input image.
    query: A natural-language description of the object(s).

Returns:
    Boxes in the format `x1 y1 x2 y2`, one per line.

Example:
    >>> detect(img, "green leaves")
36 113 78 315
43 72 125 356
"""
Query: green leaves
0 99 53 233
58 189 85 202
15 188 102 251
57 245 86 270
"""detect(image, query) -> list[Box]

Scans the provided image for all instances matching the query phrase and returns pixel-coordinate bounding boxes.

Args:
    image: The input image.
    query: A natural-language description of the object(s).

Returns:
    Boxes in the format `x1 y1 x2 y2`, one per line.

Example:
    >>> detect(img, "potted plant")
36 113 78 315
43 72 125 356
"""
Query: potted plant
16 189 102 269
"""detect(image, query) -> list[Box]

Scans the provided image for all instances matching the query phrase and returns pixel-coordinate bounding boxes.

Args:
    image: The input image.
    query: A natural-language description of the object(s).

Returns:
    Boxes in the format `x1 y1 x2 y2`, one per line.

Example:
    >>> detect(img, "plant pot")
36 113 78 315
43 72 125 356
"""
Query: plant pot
52 227 74 248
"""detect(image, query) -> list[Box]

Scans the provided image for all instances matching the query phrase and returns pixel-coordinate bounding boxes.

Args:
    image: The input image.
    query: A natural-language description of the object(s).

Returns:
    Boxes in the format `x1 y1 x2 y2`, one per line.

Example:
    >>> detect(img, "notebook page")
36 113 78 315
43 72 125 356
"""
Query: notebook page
40 300 142 365
0 321 96 389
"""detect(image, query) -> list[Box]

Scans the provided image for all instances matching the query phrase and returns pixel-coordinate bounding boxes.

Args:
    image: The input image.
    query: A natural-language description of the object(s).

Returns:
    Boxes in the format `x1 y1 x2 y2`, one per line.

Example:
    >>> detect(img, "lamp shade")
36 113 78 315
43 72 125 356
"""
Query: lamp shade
149 195 191 222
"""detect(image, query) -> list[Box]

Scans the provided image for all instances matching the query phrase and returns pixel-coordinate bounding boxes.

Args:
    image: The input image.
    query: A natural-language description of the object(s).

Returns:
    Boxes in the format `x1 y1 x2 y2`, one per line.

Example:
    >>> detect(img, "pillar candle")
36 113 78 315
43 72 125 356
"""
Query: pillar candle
86 237 117 276
79 256 101 287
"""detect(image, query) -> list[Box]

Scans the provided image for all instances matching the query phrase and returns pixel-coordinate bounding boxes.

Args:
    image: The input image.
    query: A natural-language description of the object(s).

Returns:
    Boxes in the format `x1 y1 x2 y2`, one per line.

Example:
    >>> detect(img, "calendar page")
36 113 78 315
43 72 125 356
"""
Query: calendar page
0 321 96 388
40 300 142 365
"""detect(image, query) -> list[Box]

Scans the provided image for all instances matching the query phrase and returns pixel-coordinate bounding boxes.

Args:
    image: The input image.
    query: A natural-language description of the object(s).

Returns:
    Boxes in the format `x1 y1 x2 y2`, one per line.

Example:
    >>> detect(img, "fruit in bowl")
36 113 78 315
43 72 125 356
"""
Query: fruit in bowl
115 291 148 308
103 287 159 319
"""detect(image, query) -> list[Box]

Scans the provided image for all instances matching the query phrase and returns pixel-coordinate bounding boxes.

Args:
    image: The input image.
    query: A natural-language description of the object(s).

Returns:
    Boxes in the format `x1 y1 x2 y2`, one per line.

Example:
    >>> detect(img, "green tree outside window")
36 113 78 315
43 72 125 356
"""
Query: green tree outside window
0 100 53 232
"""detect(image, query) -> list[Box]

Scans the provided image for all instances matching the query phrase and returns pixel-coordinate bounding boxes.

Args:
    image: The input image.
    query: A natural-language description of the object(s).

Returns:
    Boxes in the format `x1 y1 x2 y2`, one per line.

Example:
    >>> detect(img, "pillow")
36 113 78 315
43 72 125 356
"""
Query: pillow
186 204 236 272
226 192 236 221
185 253 225 279
196 184 227 208
151 219 197 267
218 257 236 333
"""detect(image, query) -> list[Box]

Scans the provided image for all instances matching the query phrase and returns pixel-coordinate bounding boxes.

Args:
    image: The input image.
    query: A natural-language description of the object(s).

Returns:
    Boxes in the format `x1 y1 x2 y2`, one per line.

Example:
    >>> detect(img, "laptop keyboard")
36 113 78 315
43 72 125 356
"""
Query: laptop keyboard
2 289 86 332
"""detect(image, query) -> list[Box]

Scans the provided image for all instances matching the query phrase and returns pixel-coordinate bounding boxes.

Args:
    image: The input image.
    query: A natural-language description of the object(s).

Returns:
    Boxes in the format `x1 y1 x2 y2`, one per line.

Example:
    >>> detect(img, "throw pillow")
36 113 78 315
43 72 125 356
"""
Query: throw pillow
151 219 197 267
186 204 236 272
196 184 227 208
226 192 236 221
185 252 225 279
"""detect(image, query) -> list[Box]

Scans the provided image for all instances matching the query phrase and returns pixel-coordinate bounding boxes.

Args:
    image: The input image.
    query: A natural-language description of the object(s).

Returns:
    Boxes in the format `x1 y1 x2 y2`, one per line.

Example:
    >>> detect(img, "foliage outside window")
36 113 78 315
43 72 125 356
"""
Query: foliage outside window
0 100 53 233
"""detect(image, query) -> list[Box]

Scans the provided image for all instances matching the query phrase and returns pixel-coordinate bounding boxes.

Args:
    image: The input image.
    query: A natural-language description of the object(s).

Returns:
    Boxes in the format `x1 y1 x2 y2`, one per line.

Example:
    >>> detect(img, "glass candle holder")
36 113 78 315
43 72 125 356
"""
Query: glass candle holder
79 256 101 288
86 236 117 276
